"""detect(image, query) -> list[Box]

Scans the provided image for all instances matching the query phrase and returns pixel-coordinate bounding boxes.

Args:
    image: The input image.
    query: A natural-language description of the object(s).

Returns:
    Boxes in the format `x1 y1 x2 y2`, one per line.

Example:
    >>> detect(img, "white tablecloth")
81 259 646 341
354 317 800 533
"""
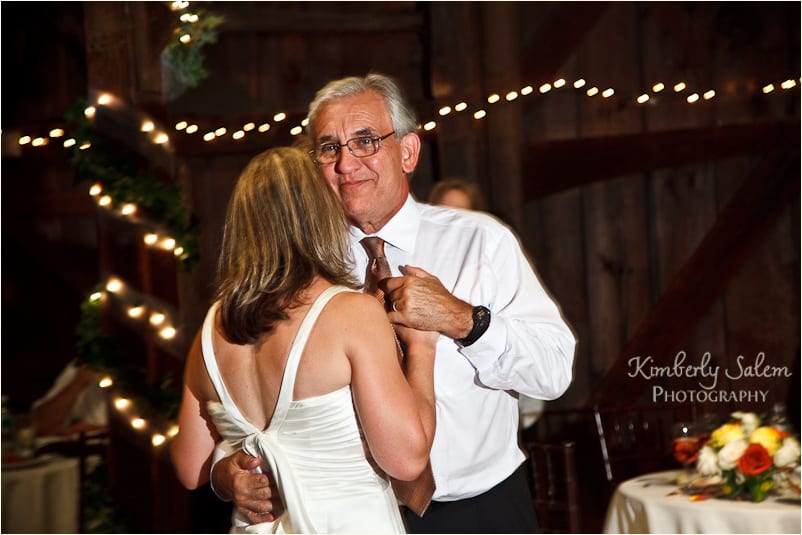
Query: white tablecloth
2 455 79 533
604 470 801 534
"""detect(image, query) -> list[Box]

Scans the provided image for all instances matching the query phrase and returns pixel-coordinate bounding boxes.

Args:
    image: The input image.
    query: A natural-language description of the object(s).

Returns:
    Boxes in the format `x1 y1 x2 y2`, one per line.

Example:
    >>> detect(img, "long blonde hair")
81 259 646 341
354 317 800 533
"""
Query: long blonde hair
215 146 358 344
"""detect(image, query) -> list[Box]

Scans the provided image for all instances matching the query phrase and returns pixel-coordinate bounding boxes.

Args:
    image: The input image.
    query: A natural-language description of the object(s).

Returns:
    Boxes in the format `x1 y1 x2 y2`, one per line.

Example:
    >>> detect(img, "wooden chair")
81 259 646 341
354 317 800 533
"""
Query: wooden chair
35 429 110 532
523 440 581 533
592 403 700 491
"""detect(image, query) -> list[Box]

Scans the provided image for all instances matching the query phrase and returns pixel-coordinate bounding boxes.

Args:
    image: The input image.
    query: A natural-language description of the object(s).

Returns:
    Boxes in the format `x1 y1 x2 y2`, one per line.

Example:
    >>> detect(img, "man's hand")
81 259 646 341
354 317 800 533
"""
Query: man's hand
383 265 473 340
212 450 284 523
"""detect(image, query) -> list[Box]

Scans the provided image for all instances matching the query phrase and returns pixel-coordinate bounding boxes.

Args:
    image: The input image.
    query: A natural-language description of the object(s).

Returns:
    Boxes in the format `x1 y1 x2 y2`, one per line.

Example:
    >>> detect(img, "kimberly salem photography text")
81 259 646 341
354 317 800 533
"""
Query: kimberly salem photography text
628 351 793 404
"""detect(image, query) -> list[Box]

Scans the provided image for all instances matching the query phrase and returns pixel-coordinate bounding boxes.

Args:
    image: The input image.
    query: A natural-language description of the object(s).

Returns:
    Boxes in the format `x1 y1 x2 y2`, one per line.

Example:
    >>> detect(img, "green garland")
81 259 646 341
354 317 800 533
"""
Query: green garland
76 292 182 424
64 100 200 270
162 5 225 101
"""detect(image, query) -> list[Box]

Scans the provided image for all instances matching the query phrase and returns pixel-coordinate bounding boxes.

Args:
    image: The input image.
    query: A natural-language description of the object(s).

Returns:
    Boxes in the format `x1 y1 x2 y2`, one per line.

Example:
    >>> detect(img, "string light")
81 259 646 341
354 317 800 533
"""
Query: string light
423 121 437 131
290 126 303 136
127 305 145 318
98 195 112 207
273 112 286 122
438 106 452 116
637 93 650 104
539 83 552 94
505 91 519 101
687 93 700 103
586 87 599 97
175 121 188 131
99 376 113 388
673 82 687 92
487 94 501 104
143 233 158 245
63 138 76 148
131 418 146 430
653 82 665 93
454 102 468 111
49 128 64 138
120 203 137 215
106 278 123 293
573 79 586 89
84 106 96 118
602 88 615 98
115 398 131 410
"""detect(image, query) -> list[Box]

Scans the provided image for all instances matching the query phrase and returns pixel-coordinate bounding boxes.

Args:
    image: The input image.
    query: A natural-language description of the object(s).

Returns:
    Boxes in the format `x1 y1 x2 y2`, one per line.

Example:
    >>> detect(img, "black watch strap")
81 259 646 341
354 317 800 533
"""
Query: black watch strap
456 306 491 347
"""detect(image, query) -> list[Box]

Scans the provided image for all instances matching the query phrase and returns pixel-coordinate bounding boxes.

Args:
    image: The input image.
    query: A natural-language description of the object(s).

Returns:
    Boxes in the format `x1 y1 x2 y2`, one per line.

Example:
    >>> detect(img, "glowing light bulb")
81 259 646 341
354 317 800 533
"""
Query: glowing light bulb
99 376 113 388
121 203 137 215
89 183 103 196
89 292 103 302
487 94 500 104
203 132 215 142
637 94 650 104
159 326 177 340
79 142 91 150
18 136 31 145
673 82 686 92
131 418 146 430
173 246 185 257
115 398 131 410
586 87 599 97
652 82 665 93
602 88 615 98
154 133 169 144
97 94 112 105
454 102 468 111
161 238 176 250
473 110 486 120
167 424 180 438
214 127 227 136
520 86 534 96
84 106 96 118
781 79 797 89
553 79 566 88
421 121 436 131
49 128 64 138
139 120 152 133
180 34 191 44
703 90 716 100
63 138 76 148
32 137 48 147
573 79 586 89
152 434 166 447
273 112 287 122
243 122 255 131
763 84 775 94
505 91 519 101
301 118 309 127
186 124 198 134
687 93 700 103
144 233 158 245
539 84 551 94
150 313 165 326
175 121 188 130
438 106 452 116
128 305 145 318
290 126 303 136
98 195 112 207
106 278 123 293
232 130 245 140
258 123 271 133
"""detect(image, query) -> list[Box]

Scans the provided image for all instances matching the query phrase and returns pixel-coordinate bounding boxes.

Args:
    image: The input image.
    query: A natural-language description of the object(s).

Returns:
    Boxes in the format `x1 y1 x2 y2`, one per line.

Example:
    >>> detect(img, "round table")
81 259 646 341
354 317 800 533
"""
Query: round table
604 470 801 534
2 454 79 533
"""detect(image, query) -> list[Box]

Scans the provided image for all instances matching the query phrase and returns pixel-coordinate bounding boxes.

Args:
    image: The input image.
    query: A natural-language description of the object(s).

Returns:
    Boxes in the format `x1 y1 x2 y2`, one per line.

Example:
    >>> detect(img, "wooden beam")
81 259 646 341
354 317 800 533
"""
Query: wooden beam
523 120 801 200
588 149 800 407
220 7 425 34
520 2 610 83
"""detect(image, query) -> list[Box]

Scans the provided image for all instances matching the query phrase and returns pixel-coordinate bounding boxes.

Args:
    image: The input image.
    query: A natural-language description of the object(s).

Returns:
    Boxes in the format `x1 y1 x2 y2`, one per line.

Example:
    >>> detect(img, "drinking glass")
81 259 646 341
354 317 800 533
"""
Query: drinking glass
672 422 702 484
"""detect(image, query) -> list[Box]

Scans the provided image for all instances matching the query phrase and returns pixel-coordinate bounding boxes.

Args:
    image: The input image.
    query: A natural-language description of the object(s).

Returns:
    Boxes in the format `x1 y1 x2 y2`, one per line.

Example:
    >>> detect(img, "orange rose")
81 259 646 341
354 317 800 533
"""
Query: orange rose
737 443 773 476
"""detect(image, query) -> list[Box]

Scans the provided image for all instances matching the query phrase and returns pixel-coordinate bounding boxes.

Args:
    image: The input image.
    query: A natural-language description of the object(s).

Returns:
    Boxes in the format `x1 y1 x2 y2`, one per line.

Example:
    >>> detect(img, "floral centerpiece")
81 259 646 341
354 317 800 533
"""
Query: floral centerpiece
696 411 800 502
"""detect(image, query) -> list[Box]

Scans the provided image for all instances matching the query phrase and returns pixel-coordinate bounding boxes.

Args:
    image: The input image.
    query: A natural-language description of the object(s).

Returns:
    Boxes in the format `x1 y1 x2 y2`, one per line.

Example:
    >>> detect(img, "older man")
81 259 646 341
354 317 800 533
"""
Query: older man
207 73 575 533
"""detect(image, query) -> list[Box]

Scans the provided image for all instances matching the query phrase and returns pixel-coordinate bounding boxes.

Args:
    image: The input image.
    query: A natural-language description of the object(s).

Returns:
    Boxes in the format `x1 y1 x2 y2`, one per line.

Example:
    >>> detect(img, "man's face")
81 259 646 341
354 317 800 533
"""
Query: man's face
311 90 417 234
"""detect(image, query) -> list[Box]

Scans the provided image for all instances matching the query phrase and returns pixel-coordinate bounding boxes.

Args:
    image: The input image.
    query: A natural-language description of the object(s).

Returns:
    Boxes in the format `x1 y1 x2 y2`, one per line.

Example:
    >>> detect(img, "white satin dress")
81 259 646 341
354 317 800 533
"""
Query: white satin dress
202 285 406 534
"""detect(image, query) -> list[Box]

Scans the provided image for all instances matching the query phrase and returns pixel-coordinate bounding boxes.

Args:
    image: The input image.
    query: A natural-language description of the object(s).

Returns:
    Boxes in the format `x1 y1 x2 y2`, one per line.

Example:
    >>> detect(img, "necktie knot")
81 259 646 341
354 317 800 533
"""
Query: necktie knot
361 236 386 261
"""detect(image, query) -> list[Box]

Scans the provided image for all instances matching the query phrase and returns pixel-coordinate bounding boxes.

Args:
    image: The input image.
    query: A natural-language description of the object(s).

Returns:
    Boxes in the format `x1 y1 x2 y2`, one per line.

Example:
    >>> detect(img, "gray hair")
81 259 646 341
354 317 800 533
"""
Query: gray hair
305 73 418 139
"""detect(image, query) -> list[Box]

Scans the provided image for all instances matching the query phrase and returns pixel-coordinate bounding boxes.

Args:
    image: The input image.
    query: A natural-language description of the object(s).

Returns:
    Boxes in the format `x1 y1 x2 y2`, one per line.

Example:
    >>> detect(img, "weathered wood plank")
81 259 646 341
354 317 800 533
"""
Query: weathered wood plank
523 120 800 200
589 149 800 406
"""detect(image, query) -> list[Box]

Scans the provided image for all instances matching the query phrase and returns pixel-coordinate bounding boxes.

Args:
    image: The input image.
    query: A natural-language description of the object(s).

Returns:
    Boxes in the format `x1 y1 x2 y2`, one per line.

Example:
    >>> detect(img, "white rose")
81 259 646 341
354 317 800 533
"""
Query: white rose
731 412 760 436
697 445 721 477
718 439 748 470
774 437 801 468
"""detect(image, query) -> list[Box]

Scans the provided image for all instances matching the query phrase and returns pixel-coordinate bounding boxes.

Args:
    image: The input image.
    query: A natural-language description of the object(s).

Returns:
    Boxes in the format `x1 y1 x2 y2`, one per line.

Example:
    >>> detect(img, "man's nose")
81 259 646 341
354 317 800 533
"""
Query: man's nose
334 146 360 172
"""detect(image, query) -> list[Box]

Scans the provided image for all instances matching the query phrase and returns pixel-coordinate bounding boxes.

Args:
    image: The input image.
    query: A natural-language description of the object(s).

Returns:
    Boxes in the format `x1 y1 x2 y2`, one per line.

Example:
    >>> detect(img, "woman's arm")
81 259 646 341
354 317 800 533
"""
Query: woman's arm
171 330 219 490
346 294 436 481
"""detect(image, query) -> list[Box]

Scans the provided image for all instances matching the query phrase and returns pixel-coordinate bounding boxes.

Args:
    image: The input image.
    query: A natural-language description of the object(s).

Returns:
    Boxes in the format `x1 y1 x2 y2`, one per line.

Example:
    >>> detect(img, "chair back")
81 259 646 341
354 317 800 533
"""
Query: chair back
593 403 698 489
523 440 581 533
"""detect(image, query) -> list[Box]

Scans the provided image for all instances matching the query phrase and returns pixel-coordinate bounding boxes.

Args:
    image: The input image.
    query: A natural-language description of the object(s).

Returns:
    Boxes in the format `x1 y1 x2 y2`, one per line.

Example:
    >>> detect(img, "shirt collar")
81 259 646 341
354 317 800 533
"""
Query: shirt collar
349 194 420 254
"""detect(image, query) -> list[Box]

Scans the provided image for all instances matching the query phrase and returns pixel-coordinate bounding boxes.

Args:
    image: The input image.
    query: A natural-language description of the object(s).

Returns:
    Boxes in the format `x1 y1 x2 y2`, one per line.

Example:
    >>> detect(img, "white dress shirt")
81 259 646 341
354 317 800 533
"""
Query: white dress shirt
350 195 575 501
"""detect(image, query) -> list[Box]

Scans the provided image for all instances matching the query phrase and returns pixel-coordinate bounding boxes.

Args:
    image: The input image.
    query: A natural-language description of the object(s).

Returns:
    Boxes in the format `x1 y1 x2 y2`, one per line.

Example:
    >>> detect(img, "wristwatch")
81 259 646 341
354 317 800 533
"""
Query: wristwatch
456 305 491 347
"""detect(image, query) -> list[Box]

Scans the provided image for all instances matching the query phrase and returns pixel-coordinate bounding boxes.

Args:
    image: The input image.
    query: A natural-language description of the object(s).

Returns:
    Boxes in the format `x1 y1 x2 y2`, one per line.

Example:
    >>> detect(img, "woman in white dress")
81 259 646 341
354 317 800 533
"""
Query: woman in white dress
171 146 436 533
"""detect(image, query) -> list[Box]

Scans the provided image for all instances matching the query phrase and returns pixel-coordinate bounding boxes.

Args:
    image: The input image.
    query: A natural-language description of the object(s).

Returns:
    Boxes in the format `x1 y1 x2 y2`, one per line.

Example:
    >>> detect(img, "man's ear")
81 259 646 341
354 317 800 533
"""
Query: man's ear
400 132 421 174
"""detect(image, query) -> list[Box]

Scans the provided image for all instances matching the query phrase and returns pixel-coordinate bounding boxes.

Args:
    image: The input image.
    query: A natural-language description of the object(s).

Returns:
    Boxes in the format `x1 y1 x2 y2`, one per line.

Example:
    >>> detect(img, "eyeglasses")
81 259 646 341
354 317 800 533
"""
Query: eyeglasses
310 131 395 165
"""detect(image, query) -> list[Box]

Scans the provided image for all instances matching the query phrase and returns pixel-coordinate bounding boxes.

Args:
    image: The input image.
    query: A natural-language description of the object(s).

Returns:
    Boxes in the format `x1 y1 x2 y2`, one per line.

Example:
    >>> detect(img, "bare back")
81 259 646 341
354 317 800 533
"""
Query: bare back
206 278 354 431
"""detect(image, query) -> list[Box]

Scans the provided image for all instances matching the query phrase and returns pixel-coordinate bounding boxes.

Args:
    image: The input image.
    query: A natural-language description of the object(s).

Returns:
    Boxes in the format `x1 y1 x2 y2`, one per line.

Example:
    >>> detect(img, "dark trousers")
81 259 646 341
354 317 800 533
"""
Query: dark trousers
403 463 539 534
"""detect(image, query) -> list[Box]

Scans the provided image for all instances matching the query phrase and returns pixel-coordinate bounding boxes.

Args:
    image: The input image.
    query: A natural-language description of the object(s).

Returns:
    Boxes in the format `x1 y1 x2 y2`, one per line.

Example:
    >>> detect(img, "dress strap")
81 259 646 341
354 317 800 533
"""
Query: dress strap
201 302 256 432
269 285 352 432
